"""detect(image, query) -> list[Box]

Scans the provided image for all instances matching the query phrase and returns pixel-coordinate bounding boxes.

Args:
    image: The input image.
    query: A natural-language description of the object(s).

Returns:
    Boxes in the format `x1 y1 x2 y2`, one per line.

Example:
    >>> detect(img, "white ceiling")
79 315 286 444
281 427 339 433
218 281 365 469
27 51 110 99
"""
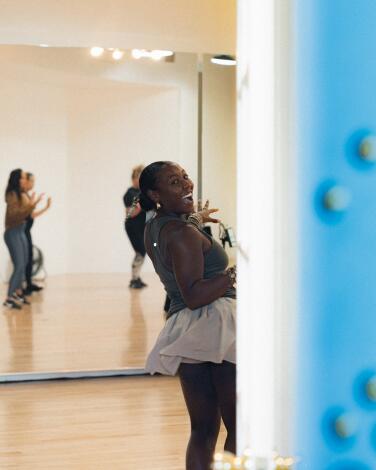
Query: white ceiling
0 0 236 54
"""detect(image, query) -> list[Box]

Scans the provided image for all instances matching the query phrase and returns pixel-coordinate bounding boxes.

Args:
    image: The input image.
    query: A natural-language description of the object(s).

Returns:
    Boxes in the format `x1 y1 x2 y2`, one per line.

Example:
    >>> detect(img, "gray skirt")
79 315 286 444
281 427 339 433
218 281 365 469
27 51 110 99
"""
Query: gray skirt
145 297 236 376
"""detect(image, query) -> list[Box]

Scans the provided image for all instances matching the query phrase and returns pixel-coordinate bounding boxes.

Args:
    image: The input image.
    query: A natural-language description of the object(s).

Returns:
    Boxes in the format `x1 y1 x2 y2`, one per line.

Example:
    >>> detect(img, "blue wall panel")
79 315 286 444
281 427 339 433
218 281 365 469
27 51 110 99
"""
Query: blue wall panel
296 1 376 468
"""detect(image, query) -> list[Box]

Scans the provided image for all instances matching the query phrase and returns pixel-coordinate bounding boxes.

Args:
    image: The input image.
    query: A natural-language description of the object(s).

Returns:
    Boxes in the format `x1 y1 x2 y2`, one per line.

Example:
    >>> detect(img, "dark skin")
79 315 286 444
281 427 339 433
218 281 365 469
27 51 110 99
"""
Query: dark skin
144 164 233 310
144 163 236 470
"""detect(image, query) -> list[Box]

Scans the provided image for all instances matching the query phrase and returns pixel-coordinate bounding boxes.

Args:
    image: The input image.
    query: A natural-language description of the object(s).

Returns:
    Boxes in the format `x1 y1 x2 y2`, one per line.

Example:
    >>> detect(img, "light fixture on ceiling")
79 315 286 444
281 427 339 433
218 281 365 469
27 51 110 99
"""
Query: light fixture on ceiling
112 49 124 61
39 44 49 48
211 54 237 66
90 46 104 58
131 49 174 61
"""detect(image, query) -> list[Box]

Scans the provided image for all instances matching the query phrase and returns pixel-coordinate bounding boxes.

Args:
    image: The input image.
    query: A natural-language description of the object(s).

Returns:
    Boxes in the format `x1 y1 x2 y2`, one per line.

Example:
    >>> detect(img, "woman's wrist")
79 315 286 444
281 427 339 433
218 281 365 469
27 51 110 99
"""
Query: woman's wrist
187 213 203 229
225 266 237 286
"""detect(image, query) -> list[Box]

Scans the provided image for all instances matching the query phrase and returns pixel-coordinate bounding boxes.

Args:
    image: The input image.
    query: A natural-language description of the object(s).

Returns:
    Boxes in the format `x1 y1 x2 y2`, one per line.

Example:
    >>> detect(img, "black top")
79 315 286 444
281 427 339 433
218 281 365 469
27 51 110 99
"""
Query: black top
25 215 34 232
123 187 146 227
146 214 236 317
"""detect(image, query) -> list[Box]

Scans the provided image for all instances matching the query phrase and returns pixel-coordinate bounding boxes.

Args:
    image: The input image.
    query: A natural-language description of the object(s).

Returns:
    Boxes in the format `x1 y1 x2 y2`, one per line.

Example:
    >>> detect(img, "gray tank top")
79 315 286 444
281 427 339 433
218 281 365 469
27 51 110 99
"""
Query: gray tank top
146 214 236 317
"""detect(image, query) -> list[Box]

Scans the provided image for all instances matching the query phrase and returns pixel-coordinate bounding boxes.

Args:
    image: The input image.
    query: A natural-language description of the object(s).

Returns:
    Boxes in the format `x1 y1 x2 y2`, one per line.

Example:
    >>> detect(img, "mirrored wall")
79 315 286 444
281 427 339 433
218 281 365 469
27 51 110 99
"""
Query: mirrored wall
0 45 236 379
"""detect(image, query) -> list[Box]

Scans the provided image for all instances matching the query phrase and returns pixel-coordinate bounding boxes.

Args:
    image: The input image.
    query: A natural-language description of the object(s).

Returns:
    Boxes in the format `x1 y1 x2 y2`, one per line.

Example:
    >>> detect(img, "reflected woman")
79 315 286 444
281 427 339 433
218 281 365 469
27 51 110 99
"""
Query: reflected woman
24 172 51 295
139 161 236 470
3 169 43 309
123 165 147 289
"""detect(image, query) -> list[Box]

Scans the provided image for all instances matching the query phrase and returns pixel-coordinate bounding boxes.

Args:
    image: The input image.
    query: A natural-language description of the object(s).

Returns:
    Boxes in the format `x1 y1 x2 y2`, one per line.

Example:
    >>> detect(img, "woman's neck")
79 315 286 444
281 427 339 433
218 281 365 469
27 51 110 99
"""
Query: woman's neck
156 208 182 218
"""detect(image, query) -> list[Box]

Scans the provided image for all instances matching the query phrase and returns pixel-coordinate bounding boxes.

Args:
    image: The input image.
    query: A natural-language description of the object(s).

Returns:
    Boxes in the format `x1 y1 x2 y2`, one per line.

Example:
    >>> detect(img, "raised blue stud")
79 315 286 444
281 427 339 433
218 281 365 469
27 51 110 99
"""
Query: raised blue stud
365 376 376 402
333 412 357 439
359 136 376 162
323 186 351 212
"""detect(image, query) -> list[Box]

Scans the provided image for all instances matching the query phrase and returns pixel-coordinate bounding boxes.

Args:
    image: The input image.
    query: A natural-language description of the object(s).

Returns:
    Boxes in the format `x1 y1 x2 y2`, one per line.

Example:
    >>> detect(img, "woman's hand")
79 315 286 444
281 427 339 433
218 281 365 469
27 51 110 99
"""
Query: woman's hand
226 265 237 286
31 192 45 205
196 199 220 224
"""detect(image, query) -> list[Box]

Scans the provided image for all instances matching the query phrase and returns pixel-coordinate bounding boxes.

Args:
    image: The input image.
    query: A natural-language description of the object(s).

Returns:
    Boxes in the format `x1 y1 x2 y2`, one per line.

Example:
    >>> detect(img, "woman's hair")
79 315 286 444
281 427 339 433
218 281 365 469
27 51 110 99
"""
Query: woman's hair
139 161 171 211
131 165 144 180
5 169 23 201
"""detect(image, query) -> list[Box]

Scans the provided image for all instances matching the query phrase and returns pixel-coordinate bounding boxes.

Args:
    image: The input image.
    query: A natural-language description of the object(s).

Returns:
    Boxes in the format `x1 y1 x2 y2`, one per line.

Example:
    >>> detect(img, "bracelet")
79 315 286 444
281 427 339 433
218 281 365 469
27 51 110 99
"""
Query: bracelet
187 213 203 229
226 266 237 285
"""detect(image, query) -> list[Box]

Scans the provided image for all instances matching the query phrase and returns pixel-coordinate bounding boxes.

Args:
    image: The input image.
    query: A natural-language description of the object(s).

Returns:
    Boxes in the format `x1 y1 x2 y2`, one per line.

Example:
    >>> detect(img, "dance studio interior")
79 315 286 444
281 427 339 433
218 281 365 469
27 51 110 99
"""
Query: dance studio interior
0 1 375 469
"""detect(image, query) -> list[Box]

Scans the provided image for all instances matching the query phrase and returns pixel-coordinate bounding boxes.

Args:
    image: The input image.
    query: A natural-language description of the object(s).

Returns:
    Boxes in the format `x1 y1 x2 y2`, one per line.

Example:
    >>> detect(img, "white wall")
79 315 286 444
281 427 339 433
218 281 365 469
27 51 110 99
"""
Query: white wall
66 84 180 273
0 74 69 279
203 56 236 245
0 46 235 277
0 0 235 55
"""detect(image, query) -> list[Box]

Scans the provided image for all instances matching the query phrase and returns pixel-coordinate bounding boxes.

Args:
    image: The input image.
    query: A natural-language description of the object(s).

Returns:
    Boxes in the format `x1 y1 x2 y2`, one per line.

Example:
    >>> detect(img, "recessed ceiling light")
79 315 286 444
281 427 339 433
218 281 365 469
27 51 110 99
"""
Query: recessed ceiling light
112 49 124 61
131 49 174 60
90 46 104 58
39 44 49 48
150 50 174 61
211 55 237 66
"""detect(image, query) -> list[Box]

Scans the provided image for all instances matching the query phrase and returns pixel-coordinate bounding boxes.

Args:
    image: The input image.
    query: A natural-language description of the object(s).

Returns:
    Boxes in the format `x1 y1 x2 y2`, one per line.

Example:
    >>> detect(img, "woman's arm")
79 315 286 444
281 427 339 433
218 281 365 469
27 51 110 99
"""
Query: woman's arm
126 202 142 219
32 197 51 219
168 224 233 310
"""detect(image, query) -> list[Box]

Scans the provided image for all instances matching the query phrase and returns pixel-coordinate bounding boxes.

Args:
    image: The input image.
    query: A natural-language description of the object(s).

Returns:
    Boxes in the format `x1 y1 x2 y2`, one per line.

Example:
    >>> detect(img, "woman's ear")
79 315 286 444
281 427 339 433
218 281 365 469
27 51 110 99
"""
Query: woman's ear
147 189 160 205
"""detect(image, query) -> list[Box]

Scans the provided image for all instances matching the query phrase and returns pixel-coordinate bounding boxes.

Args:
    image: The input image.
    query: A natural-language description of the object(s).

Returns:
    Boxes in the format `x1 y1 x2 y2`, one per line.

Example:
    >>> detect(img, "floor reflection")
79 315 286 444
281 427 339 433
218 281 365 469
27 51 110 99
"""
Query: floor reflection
121 289 148 367
4 308 33 373
0 273 165 375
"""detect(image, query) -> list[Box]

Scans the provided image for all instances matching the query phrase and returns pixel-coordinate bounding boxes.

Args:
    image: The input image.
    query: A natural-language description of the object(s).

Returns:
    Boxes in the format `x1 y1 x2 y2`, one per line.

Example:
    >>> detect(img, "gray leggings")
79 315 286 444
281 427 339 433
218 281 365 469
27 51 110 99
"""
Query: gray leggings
4 224 28 297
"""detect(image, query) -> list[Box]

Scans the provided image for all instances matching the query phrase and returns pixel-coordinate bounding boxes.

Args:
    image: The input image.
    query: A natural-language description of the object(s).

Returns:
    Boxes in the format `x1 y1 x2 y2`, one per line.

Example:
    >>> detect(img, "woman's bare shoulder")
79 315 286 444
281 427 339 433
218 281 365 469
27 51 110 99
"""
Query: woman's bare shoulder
162 221 205 254
162 219 199 238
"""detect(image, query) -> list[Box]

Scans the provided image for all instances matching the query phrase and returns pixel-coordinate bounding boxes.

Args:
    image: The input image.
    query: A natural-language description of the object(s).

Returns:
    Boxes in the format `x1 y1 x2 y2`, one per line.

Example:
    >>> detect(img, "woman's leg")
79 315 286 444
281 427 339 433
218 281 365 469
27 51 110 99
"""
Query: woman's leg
24 226 33 290
125 223 146 284
4 228 26 298
211 361 236 453
179 362 221 470
131 252 145 281
19 230 29 291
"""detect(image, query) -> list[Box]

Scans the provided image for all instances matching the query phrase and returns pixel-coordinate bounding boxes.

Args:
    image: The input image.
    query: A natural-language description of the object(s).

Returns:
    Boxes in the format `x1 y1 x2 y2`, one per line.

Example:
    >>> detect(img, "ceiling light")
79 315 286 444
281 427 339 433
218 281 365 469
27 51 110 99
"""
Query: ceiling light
39 44 49 48
211 54 237 66
150 50 174 60
131 49 174 60
112 49 124 61
131 49 143 59
90 46 104 58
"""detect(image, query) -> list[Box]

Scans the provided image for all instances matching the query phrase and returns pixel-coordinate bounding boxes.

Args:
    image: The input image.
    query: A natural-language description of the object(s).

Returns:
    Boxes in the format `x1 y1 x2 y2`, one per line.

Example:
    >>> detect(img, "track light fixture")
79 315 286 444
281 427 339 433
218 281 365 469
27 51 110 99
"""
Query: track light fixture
211 54 237 66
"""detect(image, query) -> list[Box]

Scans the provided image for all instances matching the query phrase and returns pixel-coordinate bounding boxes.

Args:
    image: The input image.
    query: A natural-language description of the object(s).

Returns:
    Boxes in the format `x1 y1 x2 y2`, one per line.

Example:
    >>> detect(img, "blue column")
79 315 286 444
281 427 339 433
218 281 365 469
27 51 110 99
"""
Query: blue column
296 1 376 468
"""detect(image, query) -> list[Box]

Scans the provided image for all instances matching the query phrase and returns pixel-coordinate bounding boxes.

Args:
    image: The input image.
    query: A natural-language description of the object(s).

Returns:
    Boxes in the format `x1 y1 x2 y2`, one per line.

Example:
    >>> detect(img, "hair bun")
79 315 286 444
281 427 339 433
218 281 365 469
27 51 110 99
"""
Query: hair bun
139 192 157 211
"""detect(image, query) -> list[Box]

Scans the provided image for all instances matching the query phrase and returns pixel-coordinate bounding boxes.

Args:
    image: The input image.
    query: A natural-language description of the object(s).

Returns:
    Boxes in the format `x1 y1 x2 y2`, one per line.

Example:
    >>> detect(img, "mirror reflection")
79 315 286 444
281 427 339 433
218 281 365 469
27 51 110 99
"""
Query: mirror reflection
0 45 236 377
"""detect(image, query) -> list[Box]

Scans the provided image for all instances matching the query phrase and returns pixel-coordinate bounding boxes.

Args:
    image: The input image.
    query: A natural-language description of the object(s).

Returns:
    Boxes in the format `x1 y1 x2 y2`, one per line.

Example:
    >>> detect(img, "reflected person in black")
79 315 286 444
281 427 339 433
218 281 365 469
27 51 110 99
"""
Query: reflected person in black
24 173 51 295
123 165 147 289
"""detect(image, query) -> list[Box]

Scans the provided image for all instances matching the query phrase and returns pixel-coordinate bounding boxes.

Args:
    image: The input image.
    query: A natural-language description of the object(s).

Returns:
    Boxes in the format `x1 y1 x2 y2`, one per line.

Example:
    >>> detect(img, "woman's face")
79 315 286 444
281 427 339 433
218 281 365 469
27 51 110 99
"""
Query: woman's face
19 171 28 191
152 164 194 214
25 175 35 191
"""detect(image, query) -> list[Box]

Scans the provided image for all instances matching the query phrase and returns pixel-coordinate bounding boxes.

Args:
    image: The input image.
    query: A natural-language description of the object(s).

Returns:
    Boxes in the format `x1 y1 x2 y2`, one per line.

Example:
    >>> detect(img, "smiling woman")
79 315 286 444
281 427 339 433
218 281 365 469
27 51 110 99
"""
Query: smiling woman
139 161 236 470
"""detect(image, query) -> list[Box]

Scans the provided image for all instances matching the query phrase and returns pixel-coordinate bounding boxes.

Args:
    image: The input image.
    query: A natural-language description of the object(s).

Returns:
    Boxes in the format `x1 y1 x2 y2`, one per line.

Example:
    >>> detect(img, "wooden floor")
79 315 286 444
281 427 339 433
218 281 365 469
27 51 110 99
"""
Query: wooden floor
0 274 166 375
0 375 226 469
